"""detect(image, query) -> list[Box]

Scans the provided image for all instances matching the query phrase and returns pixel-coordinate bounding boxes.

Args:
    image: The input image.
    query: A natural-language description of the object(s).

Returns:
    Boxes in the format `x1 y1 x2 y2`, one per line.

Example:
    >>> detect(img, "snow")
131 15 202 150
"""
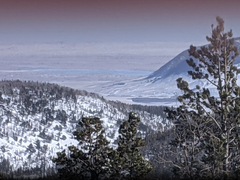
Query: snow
0 85 166 175
0 38 240 176
92 38 240 106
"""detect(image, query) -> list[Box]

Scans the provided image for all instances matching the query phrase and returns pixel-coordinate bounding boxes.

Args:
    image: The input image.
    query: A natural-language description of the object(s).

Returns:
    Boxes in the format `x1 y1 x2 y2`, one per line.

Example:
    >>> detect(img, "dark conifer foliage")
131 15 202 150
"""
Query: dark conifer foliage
114 112 153 180
52 116 114 180
52 113 153 180
164 16 240 179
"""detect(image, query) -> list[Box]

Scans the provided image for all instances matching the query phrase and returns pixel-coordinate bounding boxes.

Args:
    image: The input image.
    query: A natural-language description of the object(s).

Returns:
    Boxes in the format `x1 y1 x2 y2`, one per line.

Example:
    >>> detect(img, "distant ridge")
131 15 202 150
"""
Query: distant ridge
147 37 240 81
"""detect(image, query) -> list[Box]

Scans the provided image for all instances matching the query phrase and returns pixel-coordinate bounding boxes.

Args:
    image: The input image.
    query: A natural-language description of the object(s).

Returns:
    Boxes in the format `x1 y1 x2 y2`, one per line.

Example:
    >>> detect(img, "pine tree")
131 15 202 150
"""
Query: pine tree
113 112 153 180
165 16 240 179
53 114 153 180
52 116 113 180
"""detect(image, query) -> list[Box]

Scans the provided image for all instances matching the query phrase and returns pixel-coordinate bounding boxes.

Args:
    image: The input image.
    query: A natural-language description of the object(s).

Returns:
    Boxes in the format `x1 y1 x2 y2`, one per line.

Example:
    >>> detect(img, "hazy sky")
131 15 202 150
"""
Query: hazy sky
0 0 240 44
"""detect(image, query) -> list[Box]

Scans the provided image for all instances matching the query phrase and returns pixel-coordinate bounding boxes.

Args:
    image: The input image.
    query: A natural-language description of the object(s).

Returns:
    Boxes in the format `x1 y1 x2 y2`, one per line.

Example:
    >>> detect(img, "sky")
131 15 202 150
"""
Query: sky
0 0 240 44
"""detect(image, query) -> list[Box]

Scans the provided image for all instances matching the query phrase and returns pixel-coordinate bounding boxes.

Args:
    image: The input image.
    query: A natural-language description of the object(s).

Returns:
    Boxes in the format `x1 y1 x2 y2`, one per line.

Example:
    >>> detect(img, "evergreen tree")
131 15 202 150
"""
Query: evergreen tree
53 113 153 180
165 16 240 179
53 116 113 180
112 112 153 180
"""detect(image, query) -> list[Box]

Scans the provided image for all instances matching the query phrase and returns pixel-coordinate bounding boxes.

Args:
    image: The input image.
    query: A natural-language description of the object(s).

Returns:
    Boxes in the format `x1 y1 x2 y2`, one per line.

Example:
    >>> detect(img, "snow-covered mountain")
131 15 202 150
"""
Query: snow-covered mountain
0 80 167 178
148 37 240 80
97 37 240 106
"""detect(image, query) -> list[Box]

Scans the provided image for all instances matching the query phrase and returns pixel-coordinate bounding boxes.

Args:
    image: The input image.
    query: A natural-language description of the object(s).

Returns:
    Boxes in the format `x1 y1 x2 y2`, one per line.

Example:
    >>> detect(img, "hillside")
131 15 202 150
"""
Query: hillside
0 80 168 178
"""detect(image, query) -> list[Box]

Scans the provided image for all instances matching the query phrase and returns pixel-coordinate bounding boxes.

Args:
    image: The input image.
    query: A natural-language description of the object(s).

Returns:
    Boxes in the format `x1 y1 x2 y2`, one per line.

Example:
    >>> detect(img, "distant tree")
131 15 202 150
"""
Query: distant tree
35 139 41 150
27 143 36 154
56 110 68 126
164 16 240 179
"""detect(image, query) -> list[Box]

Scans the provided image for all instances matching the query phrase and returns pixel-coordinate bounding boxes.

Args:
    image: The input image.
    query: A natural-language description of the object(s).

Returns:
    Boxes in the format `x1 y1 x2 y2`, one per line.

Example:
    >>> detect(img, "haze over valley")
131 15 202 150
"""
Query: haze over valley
0 42 191 105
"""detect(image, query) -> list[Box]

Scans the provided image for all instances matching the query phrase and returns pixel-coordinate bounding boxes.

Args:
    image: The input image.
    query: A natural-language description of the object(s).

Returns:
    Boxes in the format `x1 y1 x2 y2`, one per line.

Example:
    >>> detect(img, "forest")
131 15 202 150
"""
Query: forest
0 79 168 180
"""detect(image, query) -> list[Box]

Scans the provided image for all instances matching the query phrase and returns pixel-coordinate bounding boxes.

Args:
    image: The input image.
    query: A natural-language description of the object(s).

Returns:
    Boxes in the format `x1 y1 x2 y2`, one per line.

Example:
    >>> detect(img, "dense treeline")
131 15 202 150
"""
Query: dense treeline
0 79 169 132
0 79 101 101
109 100 167 117
0 79 168 119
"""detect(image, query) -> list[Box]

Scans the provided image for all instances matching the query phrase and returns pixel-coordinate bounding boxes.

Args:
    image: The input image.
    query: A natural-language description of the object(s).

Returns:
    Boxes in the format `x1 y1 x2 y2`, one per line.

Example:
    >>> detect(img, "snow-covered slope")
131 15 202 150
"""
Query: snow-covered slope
97 37 240 105
0 80 167 177
148 37 240 80
147 50 191 80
